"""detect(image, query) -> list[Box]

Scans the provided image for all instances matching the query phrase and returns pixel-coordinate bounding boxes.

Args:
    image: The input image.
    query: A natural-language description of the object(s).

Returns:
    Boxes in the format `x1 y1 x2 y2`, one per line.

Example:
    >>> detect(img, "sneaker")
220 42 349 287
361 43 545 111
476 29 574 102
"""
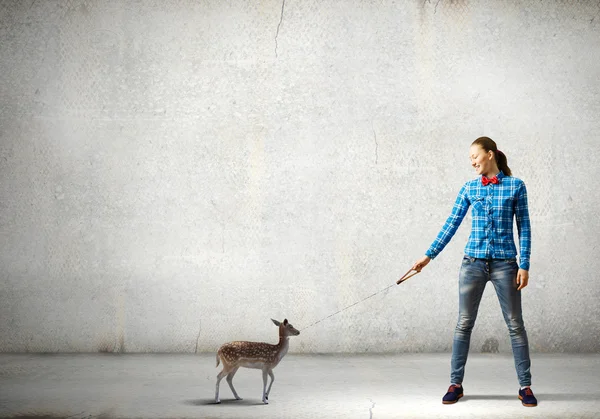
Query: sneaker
518 387 538 407
442 384 464 404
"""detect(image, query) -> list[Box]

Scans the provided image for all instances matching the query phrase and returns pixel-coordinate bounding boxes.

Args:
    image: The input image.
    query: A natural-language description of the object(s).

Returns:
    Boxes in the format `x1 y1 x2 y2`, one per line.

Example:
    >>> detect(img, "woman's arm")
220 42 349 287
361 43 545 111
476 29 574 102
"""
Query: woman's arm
515 181 531 271
424 184 471 260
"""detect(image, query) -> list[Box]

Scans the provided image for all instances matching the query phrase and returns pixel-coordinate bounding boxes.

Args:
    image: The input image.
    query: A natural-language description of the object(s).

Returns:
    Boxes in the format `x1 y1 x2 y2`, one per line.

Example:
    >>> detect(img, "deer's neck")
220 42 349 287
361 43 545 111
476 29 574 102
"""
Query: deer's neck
276 335 290 361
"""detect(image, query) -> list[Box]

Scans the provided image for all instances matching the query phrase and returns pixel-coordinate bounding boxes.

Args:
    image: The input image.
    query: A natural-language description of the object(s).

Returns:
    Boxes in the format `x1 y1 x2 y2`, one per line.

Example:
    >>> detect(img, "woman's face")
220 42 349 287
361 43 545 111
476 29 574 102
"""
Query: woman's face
470 145 493 176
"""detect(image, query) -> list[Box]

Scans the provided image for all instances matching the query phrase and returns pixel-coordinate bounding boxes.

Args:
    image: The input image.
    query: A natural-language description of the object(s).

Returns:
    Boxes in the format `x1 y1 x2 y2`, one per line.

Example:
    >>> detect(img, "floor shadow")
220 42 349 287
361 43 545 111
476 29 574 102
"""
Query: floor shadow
534 393 600 402
464 393 599 402
184 399 266 406
463 395 514 401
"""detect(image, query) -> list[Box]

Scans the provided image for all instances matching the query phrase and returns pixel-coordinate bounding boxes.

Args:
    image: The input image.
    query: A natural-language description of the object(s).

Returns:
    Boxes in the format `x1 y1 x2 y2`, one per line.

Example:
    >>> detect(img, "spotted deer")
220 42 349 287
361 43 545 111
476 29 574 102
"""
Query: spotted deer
215 318 300 404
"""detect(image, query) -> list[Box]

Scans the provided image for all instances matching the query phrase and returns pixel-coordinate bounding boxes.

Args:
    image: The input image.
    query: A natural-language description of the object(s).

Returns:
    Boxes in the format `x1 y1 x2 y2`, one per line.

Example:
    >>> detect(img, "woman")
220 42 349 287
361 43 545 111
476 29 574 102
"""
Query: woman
412 137 537 407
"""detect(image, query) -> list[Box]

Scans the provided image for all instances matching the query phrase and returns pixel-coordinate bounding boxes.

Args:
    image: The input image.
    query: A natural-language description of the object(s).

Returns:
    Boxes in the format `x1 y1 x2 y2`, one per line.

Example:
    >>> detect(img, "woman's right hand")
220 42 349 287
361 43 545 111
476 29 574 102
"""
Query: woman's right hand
412 255 431 272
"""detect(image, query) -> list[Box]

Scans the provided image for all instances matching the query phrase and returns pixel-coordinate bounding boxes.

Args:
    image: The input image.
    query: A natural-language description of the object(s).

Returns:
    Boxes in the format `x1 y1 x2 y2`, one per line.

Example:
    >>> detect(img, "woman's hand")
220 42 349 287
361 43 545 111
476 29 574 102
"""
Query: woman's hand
516 269 529 290
412 255 431 272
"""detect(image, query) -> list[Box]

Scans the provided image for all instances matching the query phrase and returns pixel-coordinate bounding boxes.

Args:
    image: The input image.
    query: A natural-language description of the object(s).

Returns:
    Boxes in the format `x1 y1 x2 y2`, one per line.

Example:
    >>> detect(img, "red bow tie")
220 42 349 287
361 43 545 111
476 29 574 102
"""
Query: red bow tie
481 176 499 186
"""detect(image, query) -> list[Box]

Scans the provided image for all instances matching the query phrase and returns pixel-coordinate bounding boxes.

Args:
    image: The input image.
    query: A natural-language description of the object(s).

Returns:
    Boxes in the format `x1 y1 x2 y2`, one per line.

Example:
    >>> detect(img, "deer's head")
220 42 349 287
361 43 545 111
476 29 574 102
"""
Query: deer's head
271 318 300 337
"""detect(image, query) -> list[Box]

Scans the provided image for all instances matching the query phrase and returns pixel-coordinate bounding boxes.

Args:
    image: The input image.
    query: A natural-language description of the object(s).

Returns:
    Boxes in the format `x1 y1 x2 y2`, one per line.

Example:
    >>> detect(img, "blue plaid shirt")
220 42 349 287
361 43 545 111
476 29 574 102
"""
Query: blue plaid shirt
425 171 532 270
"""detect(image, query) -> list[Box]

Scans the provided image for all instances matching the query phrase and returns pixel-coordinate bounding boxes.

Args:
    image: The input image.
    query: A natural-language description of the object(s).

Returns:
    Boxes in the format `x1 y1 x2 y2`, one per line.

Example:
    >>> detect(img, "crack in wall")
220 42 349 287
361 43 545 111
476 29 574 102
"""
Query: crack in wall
372 122 378 164
195 320 201 354
422 0 441 15
369 398 376 419
275 0 286 57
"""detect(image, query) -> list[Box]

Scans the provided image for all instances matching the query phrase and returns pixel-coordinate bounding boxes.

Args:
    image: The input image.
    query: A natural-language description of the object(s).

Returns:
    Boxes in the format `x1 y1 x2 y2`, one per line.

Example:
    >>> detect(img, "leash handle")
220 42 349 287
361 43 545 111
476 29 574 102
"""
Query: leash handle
396 267 420 285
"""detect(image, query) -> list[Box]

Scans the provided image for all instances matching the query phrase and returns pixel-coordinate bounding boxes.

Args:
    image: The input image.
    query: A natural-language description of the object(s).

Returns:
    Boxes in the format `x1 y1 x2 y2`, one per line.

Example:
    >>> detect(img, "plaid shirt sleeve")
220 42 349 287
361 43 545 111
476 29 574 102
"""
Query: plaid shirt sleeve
425 184 470 259
515 181 531 270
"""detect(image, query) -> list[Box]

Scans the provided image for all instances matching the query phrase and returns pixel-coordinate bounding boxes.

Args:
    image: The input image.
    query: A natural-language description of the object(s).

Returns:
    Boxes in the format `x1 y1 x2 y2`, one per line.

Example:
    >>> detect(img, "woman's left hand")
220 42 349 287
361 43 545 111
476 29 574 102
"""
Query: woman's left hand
516 269 529 291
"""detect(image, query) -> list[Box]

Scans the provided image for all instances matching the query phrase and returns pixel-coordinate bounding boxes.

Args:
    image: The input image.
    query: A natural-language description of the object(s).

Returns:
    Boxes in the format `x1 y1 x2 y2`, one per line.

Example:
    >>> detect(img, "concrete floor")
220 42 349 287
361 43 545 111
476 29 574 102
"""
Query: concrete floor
0 353 599 419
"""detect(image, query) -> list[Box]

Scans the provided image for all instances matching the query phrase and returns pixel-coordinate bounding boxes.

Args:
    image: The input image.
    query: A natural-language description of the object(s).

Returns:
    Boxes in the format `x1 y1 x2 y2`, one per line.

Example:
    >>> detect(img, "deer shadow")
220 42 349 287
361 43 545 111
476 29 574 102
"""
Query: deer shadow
185 398 267 406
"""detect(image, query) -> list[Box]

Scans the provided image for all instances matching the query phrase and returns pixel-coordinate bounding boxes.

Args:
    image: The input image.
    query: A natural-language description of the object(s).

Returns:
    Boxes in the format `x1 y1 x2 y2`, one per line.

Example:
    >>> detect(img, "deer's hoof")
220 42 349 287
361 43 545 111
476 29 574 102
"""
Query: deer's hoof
263 398 269 404
215 399 221 404
235 396 243 400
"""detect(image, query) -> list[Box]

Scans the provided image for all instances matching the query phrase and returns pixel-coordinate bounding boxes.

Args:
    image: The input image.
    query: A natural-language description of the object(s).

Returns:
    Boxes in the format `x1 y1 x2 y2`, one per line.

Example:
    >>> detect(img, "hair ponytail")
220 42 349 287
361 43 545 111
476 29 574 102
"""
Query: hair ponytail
494 149 512 176
472 136 512 176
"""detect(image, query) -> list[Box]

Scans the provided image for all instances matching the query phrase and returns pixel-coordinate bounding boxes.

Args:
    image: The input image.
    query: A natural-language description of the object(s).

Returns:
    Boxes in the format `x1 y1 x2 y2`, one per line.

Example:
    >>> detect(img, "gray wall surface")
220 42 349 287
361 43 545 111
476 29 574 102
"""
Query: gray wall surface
1 0 599 354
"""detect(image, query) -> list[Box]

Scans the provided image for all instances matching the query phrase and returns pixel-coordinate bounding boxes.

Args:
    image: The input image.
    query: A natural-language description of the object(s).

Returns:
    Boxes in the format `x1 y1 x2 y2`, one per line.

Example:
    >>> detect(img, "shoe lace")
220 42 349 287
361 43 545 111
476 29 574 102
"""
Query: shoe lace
524 388 533 396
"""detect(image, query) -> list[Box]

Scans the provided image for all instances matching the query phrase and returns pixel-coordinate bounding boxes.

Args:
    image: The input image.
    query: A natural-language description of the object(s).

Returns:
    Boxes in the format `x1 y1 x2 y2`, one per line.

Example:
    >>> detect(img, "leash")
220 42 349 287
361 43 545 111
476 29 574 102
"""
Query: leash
300 268 420 331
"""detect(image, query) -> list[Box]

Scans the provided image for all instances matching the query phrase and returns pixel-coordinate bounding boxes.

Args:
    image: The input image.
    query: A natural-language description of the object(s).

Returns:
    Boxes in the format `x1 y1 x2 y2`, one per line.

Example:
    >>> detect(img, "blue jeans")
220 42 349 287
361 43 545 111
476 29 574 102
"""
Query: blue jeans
451 256 532 387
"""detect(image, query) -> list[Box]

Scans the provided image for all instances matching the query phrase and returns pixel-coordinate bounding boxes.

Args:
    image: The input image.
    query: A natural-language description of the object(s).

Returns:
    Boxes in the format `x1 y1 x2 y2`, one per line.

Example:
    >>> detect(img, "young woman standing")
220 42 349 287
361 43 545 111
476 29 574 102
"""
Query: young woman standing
412 137 537 407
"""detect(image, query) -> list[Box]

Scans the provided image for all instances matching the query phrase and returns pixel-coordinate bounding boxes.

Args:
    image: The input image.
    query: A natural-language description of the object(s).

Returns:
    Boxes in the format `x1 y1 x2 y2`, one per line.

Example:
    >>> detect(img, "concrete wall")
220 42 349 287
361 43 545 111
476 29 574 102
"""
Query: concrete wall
1 0 599 353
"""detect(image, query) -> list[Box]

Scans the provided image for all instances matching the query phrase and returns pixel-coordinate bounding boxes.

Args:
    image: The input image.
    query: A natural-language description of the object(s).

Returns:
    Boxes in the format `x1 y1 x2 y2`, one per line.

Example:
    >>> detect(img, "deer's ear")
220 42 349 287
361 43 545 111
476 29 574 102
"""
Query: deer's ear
272 319 281 326
283 319 288 325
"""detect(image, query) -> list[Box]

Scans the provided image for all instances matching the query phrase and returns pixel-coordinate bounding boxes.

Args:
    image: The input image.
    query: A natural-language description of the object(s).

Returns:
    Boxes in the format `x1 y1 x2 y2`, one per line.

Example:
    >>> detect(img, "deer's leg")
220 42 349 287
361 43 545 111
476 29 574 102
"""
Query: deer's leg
261 368 269 404
226 367 242 400
265 369 275 400
215 367 230 404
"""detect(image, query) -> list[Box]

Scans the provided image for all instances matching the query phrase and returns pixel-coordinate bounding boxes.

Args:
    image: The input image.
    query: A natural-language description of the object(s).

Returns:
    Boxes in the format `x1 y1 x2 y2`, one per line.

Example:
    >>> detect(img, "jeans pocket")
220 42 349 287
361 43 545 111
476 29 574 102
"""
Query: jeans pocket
502 259 519 273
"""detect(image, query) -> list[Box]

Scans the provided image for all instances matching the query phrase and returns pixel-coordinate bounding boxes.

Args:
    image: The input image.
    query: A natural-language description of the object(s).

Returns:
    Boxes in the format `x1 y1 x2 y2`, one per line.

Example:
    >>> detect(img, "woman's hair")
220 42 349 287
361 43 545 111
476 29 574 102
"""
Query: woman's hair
472 136 512 176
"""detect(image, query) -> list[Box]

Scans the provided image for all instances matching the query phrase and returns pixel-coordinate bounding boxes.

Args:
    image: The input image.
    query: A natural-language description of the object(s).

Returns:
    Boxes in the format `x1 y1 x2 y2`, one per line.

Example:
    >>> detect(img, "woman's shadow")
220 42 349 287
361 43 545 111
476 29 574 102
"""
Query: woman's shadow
465 393 598 402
